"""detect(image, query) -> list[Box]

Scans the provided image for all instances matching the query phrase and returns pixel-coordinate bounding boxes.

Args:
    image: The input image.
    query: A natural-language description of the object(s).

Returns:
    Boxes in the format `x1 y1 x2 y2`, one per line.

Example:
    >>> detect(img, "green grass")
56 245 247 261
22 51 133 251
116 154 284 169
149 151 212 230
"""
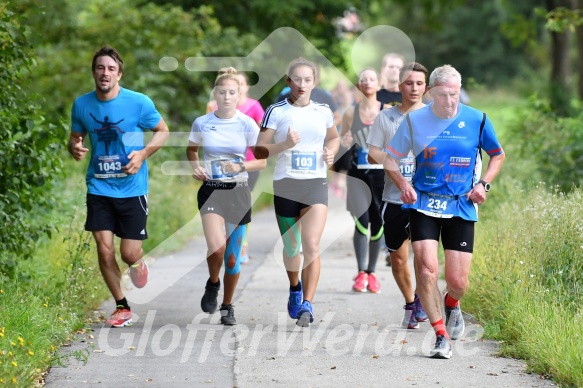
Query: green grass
469 87 523 137
0 213 106 386
466 183 583 386
457 89 583 386
0 155 276 386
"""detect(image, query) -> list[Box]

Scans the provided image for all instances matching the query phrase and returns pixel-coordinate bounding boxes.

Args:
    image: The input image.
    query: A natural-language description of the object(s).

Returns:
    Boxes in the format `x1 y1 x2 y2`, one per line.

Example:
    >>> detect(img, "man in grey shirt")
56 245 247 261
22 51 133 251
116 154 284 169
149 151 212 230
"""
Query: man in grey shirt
366 62 429 330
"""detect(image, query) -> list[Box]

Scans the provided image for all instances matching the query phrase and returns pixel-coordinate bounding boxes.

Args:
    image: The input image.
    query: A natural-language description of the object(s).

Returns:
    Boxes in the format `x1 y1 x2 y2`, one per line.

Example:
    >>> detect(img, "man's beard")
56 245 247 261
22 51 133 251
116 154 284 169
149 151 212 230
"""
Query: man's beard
97 84 112 94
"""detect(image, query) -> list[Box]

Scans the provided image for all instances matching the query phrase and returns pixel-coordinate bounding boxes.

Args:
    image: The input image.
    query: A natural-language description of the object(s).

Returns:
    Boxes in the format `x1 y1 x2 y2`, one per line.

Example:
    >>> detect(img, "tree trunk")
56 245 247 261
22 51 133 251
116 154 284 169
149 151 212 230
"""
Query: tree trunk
547 0 573 115
575 0 583 98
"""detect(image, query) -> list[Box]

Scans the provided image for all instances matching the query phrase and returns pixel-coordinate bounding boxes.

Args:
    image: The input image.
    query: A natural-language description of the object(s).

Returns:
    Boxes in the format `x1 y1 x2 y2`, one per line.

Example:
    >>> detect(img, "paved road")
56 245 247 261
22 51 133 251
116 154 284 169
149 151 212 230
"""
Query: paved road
45 192 555 387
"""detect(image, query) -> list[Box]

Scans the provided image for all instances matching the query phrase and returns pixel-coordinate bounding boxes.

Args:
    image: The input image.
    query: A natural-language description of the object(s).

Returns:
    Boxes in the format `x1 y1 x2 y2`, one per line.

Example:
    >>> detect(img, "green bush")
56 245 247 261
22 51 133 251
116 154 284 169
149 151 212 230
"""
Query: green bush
507 94 583 192
0 4 64 274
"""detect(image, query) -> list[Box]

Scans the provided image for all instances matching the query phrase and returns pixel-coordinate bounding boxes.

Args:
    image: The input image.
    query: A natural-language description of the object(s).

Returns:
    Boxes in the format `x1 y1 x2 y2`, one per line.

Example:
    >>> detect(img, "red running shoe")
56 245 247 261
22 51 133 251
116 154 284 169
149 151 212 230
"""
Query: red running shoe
129 260 148 288
352 272 368 292
106 307 133 327
366 272 381 293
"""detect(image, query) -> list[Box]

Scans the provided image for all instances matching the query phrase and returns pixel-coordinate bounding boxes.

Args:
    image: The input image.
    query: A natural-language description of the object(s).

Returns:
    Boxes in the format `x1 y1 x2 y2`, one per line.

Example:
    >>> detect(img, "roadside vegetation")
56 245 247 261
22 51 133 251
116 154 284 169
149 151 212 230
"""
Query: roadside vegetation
466 90 583 386
0 155 275 386
3 0 583 386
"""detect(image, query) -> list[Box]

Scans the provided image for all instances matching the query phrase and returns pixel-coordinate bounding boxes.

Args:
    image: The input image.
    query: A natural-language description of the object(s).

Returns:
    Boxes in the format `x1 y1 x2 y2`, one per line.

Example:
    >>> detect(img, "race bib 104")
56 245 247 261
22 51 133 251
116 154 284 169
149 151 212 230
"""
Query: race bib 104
355 147 383 169
208 158 242 181
399 157 416 182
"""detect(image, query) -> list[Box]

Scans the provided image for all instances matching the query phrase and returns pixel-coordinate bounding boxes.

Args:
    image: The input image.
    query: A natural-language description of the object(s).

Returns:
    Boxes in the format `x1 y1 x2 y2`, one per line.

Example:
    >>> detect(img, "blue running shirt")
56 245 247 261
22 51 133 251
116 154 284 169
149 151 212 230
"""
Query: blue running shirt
71 87 162 198
386 103 503 221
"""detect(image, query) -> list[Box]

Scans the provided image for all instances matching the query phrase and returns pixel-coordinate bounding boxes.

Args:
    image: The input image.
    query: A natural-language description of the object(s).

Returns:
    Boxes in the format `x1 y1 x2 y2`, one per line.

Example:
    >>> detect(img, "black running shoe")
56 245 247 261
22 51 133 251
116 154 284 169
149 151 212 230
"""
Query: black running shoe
201 278 220 313
220 304 237 325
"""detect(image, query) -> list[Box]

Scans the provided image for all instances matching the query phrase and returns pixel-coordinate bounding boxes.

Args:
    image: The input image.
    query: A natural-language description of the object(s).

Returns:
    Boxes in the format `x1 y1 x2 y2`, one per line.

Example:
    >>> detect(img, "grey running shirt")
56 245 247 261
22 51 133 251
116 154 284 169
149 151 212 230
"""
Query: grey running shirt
366 106 415 204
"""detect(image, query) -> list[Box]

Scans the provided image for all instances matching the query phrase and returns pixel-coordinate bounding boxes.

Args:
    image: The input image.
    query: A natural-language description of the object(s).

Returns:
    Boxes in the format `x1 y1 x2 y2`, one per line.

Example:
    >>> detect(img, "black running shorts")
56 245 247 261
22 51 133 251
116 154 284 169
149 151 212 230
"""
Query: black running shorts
409 210 475 253
381 202 410 251
85 193 149 240
197 180 252 225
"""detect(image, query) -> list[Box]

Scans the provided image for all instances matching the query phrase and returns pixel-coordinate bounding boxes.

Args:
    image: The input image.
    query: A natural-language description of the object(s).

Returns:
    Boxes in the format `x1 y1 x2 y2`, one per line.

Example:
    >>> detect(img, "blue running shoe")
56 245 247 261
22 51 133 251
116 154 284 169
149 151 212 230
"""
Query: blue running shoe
402 303 419 329
444 293 465 340
414 294 428 322
429 335 452 359
287 281 303 319
296 300 314 327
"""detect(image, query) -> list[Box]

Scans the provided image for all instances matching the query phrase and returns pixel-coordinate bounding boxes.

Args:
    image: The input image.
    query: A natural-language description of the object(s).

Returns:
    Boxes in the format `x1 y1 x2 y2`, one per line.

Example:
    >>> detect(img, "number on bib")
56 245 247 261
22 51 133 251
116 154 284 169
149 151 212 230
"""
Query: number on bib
418 191 457 218
428 198 448 211
291 151 317 171
93 154 127 178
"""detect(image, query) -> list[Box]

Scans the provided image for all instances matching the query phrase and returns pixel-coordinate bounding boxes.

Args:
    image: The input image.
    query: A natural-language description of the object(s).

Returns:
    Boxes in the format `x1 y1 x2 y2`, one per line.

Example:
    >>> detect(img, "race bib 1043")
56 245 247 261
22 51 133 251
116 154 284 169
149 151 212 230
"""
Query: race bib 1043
93 154 128 178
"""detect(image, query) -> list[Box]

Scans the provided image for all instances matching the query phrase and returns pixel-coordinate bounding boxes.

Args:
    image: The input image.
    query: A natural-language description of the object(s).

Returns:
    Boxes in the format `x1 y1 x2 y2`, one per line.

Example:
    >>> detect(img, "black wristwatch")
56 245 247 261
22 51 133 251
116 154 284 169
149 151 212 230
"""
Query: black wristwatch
238 161 246 172
478 180 490 192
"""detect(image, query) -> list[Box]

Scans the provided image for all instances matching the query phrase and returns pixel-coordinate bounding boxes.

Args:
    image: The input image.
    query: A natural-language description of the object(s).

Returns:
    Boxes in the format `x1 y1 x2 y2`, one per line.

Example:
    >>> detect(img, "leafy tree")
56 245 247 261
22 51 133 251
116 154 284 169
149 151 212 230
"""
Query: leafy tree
365 0 541 86
0 3 63 275
144 0 366 100
507 95 583 190
145 0 365 67
15 0 260 132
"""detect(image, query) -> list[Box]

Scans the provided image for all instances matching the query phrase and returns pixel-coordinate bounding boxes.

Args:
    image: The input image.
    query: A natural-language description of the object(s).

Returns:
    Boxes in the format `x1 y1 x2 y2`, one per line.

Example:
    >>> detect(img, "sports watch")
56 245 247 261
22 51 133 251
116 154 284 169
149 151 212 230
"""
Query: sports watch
478 180 490 192
238 160 246 172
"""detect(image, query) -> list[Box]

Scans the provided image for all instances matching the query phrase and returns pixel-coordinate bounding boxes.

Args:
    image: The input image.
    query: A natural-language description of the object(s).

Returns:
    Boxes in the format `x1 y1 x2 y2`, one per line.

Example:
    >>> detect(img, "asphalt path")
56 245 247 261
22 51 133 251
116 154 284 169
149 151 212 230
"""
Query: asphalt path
45 191 555 387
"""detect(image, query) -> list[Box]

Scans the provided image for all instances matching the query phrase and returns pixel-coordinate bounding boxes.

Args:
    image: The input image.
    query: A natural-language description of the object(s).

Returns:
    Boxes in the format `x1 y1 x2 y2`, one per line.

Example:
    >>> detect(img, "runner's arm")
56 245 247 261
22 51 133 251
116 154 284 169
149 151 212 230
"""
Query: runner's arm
340 107 354 148
467 152 505 204
384 154 416 204
123 117 170 175
68 131 89 161
239 158 267 172
323 124 340 166
139 117 170 159
186 141 208 181
253 127 299 159
367 145 385 165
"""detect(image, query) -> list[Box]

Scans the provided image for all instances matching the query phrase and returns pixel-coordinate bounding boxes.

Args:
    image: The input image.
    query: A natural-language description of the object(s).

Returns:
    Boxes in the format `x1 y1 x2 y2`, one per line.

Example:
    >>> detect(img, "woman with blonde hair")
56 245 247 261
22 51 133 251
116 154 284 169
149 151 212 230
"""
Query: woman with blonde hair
187 67 266 325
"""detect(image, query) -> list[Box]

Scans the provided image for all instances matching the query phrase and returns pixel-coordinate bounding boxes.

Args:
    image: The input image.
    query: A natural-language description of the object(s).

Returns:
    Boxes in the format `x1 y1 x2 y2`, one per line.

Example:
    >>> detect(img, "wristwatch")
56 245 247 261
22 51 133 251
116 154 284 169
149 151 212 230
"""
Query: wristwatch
478 180 490 192
238 161 246 172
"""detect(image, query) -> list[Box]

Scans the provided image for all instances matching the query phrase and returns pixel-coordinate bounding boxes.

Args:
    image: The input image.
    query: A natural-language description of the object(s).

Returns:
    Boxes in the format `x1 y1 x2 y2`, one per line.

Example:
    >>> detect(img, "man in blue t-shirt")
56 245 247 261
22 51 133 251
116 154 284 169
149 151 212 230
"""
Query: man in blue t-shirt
384 65 505 359
68 46 169 328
